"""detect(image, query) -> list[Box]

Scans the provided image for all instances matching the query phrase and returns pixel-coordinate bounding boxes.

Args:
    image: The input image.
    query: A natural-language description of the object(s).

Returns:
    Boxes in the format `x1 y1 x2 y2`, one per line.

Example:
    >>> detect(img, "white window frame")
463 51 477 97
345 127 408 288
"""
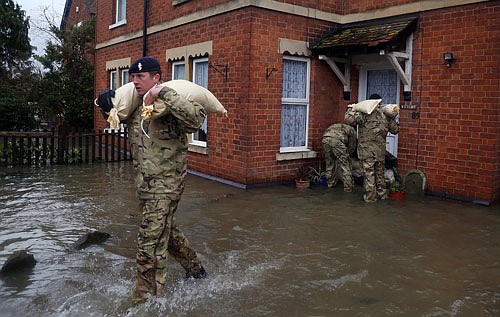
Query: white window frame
172 61 186 80
105 69 128 132
121 69 129 85
190 57 208 147
280 56 310 153
109 70 118 91
109 0 126 29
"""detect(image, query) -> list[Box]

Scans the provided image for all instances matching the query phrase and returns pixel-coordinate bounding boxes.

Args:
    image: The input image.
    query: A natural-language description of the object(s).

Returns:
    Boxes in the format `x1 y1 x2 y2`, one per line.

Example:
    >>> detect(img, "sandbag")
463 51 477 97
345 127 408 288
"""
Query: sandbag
162 80 227 115
144 80 227 120
111 82 143 122
350 99 382 115
381 104 399 118
107 80 227 129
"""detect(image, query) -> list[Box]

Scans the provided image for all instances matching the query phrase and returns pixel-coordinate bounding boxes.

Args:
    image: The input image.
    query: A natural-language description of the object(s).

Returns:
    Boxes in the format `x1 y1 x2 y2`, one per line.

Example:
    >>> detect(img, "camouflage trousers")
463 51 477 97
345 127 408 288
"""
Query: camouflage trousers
361 158 387 202
322 137 354 192
133 198 203 302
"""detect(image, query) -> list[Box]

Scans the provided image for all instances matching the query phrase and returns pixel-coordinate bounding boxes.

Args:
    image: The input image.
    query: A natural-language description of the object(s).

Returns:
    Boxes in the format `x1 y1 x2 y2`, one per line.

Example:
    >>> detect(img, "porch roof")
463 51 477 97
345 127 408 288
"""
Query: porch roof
310 16 417 54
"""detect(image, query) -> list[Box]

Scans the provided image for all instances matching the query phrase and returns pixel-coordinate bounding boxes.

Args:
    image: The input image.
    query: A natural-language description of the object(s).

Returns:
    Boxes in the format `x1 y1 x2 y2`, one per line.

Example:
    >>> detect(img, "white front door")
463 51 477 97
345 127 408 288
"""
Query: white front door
359 67 399 157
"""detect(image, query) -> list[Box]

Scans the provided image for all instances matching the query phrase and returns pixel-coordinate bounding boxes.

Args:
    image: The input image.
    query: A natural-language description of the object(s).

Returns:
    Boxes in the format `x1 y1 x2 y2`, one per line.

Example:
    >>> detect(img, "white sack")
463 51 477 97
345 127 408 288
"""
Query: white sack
107 80 227 129
161 80 227 115
350 99 382 115
111 82 142 122
381 104 399 118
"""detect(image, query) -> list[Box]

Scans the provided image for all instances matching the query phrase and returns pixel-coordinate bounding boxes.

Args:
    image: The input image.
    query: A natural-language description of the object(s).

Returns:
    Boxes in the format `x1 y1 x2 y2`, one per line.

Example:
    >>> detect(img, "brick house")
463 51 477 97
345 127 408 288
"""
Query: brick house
61 0 96 29
62 0 500 204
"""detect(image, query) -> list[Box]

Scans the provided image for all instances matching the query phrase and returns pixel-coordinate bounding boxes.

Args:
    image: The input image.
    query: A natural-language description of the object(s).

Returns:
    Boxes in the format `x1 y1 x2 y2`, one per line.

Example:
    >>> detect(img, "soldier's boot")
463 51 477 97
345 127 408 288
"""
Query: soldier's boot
131 268 155 304
131 285 151 305
185 266 207 279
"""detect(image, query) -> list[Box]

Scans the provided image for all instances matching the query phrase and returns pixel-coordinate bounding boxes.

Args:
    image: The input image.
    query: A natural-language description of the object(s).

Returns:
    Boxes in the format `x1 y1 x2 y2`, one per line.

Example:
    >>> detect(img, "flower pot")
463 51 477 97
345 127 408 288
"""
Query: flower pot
295 178 310 189
319 176 328 186
389 192 405 200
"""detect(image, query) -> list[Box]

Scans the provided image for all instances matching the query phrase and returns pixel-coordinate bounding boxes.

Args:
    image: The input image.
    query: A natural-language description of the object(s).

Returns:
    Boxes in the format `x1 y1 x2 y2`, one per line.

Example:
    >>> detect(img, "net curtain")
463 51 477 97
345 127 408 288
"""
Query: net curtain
280 59 308 148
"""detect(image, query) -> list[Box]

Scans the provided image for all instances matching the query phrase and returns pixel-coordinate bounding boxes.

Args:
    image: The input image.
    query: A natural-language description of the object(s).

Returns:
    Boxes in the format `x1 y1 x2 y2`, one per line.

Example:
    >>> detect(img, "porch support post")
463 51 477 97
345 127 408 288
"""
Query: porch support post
404 33 413 94
382 52 410 86
318 55 351 92
380 33 413 95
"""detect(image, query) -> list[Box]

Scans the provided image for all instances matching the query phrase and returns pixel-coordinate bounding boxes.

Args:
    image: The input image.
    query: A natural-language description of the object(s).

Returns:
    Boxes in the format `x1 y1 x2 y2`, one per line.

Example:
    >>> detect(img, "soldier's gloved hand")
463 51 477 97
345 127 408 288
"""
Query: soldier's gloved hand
96 89 115 113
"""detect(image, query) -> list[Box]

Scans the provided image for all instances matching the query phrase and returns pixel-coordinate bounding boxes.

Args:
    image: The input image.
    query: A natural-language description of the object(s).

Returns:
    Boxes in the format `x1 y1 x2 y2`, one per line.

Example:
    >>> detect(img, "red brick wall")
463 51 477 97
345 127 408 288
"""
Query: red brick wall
233 8 341 184
64 0 95 25
94 0 500 202
174 9 254 184
94 5 341 185
96 0 344 44
398 2 500 202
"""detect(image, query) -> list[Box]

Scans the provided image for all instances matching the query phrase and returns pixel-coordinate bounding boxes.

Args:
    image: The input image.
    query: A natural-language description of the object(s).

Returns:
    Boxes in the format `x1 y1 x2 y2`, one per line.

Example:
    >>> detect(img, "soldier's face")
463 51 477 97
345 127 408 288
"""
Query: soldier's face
131 72 160 96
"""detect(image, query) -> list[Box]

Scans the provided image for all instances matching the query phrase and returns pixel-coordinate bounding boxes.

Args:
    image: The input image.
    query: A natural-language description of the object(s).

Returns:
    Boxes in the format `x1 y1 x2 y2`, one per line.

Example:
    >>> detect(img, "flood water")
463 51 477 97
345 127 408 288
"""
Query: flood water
0 162 499 317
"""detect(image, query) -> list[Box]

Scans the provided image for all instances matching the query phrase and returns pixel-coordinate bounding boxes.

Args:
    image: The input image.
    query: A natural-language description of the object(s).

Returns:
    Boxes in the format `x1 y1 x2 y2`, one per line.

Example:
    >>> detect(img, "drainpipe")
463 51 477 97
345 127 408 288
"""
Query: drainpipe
142 0 148 57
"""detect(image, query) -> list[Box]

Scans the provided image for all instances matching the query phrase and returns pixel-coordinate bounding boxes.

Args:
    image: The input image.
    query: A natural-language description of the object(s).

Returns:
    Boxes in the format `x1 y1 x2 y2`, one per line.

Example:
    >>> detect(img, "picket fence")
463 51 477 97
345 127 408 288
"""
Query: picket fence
0 126 131 166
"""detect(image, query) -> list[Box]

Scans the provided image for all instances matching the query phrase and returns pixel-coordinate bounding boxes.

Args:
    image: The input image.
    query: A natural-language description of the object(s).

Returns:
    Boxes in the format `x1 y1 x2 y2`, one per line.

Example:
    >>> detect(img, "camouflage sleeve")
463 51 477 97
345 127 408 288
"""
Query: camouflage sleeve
388 116 400 135
346 129 357 154
344 107 363 126
158 87 207 132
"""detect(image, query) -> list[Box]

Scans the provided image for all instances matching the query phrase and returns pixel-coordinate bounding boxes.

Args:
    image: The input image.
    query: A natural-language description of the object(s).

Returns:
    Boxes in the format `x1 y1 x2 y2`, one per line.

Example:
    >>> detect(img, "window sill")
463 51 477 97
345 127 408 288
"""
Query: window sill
188 144 209 155
109 20 126 30
276 150 317 161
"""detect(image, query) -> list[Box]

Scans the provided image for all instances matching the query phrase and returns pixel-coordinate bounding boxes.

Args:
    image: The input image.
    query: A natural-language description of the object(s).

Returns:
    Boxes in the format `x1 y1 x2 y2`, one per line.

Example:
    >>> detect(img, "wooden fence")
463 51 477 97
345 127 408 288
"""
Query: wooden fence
0 127 131 166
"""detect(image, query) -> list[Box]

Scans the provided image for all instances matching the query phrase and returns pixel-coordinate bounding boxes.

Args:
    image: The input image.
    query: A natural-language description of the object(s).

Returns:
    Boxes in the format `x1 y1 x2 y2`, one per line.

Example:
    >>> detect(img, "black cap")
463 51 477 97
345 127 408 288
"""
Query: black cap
369 93 381 99
129 57 161 73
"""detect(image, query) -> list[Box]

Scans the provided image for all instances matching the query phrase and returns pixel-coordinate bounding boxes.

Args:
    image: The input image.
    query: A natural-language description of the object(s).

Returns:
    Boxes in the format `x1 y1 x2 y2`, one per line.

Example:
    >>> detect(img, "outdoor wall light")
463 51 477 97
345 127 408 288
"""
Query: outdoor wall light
443 52 455 67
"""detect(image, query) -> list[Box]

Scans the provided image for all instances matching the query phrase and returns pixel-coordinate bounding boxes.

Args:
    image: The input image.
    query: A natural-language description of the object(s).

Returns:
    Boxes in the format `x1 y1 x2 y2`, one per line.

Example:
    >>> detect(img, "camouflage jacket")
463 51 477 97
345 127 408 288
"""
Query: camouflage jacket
322 123 357 155
344 107 399 160
130 87 206 200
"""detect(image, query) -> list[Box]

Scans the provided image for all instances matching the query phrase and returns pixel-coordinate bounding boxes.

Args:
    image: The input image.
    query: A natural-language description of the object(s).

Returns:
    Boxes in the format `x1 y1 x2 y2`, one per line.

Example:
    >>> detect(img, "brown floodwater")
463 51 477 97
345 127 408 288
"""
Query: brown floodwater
0 161 499 316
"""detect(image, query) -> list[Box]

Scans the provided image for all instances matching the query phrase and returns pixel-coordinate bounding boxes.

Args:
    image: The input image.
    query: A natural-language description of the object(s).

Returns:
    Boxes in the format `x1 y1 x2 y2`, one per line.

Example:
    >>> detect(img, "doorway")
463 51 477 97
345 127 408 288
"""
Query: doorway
359 67 399 157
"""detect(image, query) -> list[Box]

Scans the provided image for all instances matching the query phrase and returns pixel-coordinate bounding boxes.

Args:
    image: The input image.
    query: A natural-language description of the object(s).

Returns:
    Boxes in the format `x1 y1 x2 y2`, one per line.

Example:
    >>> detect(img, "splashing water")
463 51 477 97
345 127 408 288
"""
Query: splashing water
1 162 500 316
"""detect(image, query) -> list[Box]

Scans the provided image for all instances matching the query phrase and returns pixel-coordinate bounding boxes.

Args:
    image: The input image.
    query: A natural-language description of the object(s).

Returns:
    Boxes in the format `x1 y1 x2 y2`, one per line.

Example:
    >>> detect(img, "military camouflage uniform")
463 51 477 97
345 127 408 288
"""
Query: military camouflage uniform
345 107 399 202
129 87 207 302
321 123 357 192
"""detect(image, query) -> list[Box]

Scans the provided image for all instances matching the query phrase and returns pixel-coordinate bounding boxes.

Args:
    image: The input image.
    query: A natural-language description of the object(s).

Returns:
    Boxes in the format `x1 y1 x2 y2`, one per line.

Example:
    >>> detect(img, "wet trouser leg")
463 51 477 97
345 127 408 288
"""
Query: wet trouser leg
374 160 387 199
361 159 376 202
331 145 354 192
322 139 338 188
133 198 203 301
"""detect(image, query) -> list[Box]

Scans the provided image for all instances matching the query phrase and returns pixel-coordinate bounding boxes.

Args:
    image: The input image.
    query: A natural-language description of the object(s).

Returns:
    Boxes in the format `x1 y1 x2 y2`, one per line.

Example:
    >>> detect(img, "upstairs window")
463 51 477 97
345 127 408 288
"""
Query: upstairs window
116 0 126 23
110 0 126 28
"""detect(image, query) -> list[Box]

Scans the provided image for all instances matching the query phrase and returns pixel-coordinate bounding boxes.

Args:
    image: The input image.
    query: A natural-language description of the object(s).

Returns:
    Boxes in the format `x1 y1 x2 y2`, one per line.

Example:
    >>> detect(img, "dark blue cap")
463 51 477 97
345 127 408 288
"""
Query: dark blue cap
129 57 161 73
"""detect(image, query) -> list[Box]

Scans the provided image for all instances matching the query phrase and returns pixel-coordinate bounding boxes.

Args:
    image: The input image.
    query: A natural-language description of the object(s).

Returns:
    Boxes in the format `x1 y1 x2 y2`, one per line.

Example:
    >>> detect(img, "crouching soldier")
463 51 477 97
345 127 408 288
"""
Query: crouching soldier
322 123 357 192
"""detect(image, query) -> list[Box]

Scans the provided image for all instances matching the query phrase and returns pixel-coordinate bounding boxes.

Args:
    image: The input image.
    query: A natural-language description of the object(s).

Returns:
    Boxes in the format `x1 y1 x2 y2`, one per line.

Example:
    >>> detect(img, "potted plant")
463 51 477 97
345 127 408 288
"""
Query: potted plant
389 181 405 199
308 165 327 186
295 165 310 189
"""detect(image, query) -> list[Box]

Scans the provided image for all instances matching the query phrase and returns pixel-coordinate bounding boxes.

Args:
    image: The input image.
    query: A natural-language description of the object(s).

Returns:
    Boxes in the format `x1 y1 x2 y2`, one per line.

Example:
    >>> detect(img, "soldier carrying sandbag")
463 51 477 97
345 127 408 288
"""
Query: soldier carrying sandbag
345 94 399 203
